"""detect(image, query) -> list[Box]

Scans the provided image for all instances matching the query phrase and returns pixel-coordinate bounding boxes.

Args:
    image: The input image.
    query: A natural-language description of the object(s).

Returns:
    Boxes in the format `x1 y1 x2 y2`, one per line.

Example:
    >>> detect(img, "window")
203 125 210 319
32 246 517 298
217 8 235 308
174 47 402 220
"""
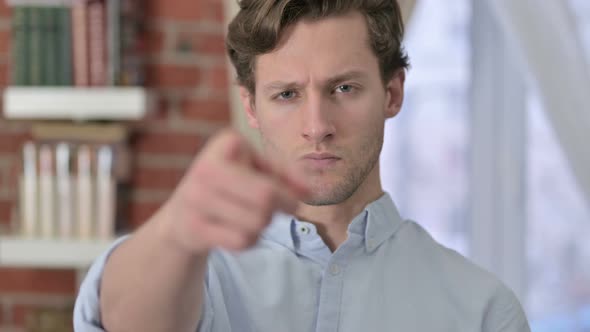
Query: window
380 0 471 255
381 1 590 330
526 91 590 332
526 1 590 330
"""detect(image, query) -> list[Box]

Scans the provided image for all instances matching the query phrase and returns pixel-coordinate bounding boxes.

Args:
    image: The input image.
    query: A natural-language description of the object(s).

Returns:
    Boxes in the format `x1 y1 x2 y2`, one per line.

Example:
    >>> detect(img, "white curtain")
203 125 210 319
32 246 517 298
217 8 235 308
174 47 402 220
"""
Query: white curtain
399 0 418 24
485 0 590 206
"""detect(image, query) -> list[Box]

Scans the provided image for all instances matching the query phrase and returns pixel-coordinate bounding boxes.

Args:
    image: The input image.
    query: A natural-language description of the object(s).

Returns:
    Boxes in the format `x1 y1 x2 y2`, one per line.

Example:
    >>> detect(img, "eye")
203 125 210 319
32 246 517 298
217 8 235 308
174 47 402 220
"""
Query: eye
335 84 354 93
278 90 296 100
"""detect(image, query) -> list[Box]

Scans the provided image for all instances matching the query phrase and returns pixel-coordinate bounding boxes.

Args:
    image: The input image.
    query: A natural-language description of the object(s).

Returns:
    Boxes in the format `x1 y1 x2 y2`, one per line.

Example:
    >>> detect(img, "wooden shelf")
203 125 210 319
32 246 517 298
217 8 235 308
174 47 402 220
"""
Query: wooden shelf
0 236 113 269
5 0 79 7
3 87 149 121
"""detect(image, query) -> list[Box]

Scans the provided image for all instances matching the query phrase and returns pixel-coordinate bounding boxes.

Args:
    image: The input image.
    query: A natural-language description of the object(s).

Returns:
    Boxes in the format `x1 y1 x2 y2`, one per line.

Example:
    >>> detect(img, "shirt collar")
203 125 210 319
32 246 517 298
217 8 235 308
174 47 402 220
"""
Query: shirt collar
261 212 297 251
361 192 405 252
261 192 405 253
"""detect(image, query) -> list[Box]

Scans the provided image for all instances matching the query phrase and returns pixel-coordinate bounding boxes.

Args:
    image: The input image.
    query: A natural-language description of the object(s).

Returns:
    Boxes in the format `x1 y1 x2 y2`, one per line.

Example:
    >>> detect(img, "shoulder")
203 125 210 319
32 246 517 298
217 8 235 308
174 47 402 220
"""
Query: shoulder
398 220 499 287
395 221 530 331
481 282 531 332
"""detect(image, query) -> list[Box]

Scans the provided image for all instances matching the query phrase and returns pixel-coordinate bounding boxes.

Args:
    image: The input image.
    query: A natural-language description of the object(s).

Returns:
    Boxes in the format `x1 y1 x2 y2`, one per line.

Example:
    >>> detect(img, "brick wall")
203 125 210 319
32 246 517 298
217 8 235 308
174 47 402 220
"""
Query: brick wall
0 0 231 330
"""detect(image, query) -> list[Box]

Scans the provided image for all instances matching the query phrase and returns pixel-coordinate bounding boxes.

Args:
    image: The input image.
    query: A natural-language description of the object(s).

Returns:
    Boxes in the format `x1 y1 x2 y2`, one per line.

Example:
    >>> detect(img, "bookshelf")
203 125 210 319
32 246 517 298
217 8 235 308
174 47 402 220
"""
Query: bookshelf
5 0 77 6
1 0 143 273
0 236 113 269
3 87 149 121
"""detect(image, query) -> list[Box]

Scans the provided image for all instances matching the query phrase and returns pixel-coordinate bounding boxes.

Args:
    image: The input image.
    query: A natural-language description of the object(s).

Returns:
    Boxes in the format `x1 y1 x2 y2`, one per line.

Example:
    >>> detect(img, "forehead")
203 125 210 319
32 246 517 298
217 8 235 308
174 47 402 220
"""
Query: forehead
254 11 380 88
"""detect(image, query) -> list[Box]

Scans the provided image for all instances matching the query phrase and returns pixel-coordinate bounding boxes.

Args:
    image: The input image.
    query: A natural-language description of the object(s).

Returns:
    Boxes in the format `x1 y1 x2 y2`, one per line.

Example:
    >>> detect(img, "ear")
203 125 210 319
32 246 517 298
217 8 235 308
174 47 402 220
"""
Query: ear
239 86 259 128
384 69 405 119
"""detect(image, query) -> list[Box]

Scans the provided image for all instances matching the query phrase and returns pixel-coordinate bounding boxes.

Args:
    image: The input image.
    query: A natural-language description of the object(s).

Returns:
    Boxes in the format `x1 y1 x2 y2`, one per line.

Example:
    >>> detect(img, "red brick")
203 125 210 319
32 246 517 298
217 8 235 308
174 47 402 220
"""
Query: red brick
131 131 205 155
176 31 226 57
181 98 231 124
197 34 226 56
207 65 229 95
148 0 224 22
0 268 76 294
12 305 31 327
131 167 186 191
144 28 166 54
0 199 12 225
145 64 201 88
0 1 11 17
0 29 10 54
128 201 163 229
4 157 19 193
0 132 30 154
142 100 170 128
0 64 8 87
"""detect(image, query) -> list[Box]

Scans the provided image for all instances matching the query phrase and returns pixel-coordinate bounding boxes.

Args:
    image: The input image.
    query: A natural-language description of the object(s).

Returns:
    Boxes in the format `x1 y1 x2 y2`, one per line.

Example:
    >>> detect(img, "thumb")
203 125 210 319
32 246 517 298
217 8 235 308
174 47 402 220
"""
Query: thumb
222 131 254 165
252 154 311 200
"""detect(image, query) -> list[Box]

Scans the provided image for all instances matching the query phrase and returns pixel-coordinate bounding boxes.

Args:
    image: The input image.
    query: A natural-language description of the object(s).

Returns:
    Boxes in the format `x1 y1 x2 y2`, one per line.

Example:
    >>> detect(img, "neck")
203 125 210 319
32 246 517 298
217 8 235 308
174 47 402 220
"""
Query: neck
295 164 384 251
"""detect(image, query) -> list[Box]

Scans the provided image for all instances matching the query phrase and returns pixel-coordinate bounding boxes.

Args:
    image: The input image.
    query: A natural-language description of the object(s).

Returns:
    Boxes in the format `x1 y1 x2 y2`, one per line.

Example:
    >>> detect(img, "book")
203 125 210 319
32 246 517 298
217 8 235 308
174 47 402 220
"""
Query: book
11 0 143 87
28 7 43 85
39 144 55 238
77 145 93 239
88 0 107 86
119 0 143 85
96 145 115 239
72 0 89 86
42 7 59 85
56 6 73 85
20 142 38 237
11 7 30 85
107 0 121 85
56 143 73 238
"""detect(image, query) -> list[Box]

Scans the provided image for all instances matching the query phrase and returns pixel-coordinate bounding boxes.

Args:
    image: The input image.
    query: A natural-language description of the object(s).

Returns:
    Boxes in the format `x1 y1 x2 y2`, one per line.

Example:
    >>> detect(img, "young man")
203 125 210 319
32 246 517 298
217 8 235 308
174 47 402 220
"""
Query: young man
75 1 530 331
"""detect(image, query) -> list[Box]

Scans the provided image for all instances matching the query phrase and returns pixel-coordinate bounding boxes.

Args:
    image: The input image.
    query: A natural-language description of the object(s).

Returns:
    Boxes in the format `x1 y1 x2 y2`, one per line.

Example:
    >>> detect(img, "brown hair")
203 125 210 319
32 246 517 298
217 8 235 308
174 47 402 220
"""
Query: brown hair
226 0 410 94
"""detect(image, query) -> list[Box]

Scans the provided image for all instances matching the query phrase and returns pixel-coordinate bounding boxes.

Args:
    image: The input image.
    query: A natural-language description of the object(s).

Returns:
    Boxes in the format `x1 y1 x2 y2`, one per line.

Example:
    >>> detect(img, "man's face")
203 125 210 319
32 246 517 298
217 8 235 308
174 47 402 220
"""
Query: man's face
243 11 403 206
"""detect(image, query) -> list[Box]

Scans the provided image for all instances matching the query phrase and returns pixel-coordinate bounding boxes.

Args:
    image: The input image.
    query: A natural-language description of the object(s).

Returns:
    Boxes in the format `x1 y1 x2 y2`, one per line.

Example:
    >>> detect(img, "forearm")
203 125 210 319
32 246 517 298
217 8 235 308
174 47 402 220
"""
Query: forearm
100 207 208 332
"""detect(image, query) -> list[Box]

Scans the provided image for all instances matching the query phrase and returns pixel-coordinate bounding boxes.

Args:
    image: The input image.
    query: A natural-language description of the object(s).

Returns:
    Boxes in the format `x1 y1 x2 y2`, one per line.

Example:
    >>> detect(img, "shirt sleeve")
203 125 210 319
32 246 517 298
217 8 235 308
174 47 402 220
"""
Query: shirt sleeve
482 283 531 332
73 235 217 332
73 236 130 331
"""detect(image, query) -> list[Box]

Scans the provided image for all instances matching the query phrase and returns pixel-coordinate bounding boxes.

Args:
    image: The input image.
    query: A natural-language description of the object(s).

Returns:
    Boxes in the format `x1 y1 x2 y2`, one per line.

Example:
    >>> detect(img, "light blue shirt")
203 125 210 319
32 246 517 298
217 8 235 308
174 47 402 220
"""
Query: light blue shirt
74 193 530 331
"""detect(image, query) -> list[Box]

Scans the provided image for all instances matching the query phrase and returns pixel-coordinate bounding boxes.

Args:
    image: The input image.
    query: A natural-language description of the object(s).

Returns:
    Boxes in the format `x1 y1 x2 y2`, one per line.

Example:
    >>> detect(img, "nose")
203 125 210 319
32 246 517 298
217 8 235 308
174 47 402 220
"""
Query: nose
300 93 335 144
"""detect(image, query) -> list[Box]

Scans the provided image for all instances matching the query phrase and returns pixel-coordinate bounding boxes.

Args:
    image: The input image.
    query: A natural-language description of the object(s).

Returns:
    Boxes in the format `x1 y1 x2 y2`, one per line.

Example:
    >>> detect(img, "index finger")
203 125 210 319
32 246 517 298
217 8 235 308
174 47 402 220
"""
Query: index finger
252 154 310 200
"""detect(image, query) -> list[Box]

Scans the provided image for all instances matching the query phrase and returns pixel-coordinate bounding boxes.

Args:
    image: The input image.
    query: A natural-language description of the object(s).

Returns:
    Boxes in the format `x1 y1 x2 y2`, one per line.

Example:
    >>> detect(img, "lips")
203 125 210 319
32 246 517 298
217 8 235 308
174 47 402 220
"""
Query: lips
301 152 340 160
300 152 341 169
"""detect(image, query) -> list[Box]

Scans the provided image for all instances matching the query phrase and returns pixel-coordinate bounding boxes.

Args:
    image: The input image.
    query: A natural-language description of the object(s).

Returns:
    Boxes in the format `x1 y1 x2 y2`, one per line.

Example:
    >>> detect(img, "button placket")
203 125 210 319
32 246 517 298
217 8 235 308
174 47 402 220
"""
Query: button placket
367 237 376 251
329 263 341 276
316 242 356 332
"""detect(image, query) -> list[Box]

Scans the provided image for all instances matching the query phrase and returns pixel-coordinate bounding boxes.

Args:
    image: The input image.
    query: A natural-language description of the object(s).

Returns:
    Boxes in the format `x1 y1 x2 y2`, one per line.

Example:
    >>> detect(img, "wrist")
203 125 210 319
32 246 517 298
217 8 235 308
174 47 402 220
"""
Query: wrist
153 201 210 263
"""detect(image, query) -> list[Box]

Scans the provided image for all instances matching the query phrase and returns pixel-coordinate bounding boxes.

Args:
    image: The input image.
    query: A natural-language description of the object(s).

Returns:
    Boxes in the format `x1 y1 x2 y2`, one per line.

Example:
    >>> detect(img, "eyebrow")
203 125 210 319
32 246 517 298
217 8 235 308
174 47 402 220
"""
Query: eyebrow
261 70 369 94
324 70 369 88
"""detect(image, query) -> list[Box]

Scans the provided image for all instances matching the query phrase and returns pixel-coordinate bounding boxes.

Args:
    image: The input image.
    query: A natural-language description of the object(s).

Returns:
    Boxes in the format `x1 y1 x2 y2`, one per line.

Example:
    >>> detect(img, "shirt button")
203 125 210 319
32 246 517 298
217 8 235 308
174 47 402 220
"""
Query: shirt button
329 264 341 276
299 225 310 235
367 239 376 250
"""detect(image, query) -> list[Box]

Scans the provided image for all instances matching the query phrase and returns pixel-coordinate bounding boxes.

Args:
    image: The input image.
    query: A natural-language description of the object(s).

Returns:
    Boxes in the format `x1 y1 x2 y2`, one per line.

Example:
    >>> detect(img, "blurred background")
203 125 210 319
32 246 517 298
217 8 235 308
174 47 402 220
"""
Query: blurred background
0 0 587 331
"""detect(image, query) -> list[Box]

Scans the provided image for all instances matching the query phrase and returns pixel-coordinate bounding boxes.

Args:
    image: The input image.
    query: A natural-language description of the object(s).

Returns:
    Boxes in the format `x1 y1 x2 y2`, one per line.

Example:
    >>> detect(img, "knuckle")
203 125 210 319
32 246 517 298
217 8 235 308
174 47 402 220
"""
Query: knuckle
243 233 259 247
253 211 268 227
248 215 268 234
219 127 237 140
256 208 273 226
219 129 242 148
193 158 215 179
256 183 276 209
230 234 251 250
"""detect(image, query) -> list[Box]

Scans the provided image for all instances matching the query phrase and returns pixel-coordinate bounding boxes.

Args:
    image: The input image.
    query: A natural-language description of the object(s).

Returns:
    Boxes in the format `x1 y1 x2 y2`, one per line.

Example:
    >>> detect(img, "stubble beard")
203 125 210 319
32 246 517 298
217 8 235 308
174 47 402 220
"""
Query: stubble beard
261 131 384 207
